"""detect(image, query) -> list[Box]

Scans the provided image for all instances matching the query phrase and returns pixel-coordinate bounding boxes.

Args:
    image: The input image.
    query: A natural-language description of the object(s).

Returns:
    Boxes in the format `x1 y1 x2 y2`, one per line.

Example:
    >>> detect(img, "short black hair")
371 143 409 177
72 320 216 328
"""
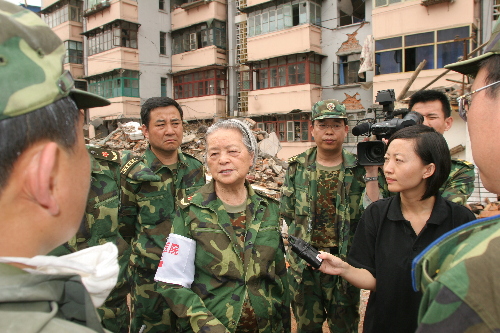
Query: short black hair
0 96 80 194
409 90 452 118
480 55 500 98
388 124 451 201
141 97 183 128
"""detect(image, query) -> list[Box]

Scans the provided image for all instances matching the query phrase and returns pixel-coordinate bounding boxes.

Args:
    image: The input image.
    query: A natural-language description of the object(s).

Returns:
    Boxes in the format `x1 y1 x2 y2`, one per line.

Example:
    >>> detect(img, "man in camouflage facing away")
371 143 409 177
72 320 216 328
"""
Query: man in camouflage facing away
413 19 500 332
50 146 131 333
0 1 112 331
121 97 205 332
280 100 380 333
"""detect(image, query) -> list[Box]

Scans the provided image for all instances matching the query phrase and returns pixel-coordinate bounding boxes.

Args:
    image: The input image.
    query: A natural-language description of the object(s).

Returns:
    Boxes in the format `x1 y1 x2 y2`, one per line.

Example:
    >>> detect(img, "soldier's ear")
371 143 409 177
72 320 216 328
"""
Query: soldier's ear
27 142 60 216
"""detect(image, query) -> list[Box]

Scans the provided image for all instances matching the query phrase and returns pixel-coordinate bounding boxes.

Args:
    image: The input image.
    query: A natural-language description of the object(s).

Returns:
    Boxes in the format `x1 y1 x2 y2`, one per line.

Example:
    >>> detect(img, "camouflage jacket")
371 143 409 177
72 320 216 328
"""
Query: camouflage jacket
376 159 475 206
120 147 205 273
159 180 290 333
280 147 366 284
50 147 126 256
413 215 500 332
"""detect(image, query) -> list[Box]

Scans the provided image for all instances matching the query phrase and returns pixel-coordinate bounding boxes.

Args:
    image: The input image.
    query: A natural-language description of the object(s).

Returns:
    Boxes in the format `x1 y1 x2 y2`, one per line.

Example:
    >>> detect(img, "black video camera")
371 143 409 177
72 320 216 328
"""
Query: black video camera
352 89 424 166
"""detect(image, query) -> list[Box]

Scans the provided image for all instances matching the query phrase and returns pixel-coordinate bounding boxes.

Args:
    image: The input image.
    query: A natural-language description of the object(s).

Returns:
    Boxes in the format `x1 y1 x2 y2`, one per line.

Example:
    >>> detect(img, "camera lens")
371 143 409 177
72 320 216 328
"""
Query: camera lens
366 145 384 162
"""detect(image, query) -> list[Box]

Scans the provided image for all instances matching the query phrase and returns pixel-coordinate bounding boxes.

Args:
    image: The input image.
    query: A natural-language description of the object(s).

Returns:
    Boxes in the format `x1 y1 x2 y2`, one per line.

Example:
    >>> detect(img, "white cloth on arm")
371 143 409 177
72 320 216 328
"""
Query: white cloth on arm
155 233 196 288
0 242 119 307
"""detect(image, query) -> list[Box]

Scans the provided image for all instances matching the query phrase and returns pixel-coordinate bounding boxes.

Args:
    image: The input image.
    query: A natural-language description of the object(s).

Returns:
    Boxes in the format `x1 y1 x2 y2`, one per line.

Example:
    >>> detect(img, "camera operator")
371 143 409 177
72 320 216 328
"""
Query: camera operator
365 89 475 206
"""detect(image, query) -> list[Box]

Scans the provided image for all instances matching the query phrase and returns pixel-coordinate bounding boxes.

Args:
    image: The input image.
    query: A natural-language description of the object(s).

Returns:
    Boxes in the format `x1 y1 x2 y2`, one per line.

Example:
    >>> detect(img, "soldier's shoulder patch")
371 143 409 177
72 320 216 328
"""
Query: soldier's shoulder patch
88 147 120 163
452 158 474 168
121 156 142 176
287 155 299 164
178 195 194 209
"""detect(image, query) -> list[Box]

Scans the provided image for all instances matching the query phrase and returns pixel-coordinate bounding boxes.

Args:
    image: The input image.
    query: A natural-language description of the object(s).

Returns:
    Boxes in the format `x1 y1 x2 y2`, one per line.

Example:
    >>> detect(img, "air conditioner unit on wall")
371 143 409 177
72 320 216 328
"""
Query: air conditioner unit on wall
421 0 454 7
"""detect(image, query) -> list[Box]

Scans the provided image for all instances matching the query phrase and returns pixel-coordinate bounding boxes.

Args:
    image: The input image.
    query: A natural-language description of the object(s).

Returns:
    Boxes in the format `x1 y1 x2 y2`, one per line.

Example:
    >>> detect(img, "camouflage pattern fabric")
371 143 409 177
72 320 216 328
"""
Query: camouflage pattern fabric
311 166 341 247
280 147 365 333
413 216 500 332
0 1 108 120
49 146 130 333
439 159 475 205
158 180 290 333
377 159 475 206
121 147 205 333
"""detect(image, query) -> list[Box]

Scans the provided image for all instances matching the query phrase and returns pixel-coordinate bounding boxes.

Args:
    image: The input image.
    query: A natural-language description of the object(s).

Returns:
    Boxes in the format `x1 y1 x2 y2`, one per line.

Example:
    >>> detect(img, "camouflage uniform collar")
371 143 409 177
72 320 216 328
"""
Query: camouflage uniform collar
189 179 263 209
143 147 187 172
291 147 358 170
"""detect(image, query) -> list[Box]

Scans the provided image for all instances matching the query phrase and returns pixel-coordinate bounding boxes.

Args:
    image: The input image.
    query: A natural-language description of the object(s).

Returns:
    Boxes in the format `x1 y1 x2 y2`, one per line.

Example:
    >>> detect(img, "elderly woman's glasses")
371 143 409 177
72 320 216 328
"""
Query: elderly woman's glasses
457 80 500 121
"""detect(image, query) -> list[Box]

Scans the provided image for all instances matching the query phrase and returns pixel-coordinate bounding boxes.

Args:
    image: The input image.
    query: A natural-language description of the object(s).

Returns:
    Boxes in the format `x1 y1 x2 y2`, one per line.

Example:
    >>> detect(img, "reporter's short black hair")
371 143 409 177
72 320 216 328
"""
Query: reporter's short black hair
141 97 183 128
409 90 452 118
388 124 451 200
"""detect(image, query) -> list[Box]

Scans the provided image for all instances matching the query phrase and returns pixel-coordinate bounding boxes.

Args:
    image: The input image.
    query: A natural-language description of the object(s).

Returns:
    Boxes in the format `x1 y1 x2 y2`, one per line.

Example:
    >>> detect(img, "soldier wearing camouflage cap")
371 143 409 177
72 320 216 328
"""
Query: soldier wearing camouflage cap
413 19 500 333
0 1 113 332
280 99 379 332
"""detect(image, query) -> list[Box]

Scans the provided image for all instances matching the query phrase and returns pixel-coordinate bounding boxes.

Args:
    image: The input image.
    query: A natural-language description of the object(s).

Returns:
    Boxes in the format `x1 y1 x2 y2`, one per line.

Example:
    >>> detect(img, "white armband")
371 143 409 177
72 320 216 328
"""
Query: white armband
154 234 196 288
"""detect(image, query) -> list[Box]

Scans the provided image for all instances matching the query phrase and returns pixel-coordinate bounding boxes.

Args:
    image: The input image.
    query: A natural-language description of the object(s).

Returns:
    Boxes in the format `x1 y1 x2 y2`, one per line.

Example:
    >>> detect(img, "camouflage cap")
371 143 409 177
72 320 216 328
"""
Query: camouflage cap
0 1 109 122
311 99 347 121
445 19 500 77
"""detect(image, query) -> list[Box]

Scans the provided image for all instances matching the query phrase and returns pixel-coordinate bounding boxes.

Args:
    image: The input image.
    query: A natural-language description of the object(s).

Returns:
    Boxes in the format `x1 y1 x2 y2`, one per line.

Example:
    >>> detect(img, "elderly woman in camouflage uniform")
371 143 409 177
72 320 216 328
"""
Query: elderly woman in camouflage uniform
157 119 290 333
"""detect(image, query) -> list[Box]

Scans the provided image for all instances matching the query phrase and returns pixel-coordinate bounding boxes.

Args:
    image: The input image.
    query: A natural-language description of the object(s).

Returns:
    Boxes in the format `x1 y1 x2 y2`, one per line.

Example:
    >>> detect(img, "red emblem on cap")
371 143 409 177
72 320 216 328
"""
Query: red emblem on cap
102 151 109 157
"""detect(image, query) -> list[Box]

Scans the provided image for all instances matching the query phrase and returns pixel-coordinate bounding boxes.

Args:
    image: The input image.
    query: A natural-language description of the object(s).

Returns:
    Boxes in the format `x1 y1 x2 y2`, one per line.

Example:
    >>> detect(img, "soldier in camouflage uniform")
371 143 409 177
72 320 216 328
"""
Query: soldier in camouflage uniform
158 119 290 333
365 90 475 206
121 97 205 333
50 146 131 333
280 100 379 333
413 19 500 333
0 2 111 331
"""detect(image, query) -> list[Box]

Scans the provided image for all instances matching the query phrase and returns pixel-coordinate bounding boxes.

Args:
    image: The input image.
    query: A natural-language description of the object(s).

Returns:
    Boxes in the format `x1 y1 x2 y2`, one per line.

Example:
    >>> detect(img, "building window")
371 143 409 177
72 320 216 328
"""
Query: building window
160 32 167 55
172 21 226 55
64 40 83 64
253 54 321 90
88 69 140 98
161 77 167 97
338 0 365 26
159 0 165 10
247 0 321 38
337 53 366 84
375 0 402 7
42 0 83 28
86 20 139 56
173 69 226 99
254 113 312 142
375 26 474 75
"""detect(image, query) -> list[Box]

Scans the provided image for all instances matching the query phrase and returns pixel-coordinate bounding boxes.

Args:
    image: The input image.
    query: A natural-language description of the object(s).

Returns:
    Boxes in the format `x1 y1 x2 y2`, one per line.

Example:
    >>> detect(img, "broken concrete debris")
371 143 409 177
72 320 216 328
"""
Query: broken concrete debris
87 120 287 198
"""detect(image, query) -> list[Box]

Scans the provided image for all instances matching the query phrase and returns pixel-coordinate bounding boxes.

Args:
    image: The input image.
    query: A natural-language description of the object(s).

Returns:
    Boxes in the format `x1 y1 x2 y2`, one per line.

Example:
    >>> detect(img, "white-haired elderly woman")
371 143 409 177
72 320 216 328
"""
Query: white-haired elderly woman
156 119 290 333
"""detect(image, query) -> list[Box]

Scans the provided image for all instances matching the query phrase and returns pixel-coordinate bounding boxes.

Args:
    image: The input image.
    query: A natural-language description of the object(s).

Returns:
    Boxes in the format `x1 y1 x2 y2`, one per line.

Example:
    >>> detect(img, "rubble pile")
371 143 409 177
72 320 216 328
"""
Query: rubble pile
87 120 288 198
468 198 500 218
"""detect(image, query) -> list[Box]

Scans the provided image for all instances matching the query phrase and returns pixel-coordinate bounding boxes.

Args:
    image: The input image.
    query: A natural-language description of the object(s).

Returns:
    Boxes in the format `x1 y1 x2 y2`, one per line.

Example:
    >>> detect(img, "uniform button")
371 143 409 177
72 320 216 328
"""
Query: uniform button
413 247 418 251
231 320 236 326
